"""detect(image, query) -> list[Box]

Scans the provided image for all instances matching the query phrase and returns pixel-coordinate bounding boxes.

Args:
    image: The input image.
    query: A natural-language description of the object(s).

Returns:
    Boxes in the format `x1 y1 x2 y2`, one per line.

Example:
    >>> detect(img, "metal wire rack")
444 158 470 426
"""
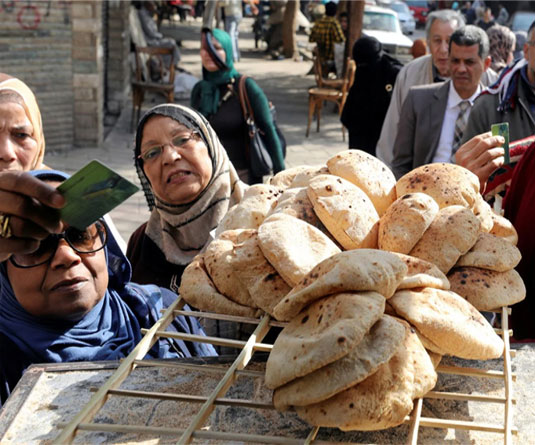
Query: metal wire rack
53 298 516 444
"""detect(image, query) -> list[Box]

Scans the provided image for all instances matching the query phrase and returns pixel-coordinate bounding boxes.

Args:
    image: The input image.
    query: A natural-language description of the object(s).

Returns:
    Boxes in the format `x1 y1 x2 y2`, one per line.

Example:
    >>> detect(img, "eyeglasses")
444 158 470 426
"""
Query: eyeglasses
10 220 107 268
137 131 200 163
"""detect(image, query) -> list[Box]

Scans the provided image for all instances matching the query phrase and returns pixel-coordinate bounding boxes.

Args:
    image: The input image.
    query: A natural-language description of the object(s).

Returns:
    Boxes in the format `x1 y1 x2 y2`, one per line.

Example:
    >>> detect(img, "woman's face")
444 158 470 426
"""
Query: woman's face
0 101 38 171
200 37 227 72
140 115 213 204
7 218 109 321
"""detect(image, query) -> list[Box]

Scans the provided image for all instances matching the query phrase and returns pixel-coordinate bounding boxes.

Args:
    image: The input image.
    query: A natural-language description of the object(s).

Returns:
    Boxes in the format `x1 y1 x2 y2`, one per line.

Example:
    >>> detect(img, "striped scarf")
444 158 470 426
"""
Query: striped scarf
134 104 247 266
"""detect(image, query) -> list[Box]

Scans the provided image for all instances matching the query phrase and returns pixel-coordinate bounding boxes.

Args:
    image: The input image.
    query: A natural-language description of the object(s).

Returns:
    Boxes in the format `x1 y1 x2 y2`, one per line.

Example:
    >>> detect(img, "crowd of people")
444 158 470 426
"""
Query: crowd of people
1 0 535 410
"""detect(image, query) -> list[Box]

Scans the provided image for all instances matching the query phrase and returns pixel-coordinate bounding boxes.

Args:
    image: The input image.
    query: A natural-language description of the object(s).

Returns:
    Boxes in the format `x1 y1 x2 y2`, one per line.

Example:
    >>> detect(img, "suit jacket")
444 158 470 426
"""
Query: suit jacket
391 81 451 179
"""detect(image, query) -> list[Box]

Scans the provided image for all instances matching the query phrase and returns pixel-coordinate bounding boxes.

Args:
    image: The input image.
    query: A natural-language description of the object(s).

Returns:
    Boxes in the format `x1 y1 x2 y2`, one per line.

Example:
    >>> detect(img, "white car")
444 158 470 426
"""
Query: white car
388 1 416 35
362 5 414 64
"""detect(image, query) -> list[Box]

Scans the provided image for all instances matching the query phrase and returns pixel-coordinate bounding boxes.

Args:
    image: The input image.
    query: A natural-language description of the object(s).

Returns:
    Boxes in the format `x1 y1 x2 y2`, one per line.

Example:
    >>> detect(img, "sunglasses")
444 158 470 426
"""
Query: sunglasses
9 220 107 268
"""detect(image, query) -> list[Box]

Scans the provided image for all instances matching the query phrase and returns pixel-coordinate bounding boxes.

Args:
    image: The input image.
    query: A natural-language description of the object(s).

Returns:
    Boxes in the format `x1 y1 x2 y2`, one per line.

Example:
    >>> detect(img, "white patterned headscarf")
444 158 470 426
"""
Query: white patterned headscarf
134 104 247 265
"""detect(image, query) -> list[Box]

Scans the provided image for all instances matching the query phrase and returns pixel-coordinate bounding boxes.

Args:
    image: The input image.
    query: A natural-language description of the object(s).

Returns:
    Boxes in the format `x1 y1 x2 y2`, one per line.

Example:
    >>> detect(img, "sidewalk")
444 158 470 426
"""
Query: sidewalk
44 18 349 242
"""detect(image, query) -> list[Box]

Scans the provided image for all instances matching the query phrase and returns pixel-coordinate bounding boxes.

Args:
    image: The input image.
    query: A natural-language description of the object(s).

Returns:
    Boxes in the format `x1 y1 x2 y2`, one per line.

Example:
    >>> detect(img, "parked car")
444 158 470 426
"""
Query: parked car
388 1 416 34
405 0 429 27
509 10 535 32
362 5 414 64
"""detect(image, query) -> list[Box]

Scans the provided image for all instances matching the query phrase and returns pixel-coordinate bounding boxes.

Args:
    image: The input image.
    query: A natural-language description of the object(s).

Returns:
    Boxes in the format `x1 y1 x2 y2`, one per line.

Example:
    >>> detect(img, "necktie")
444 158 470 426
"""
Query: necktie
451 100 471 160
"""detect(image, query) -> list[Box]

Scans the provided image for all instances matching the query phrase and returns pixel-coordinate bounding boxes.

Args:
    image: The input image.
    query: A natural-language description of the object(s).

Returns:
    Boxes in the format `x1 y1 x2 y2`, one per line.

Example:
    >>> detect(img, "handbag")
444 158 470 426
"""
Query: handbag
238 76 282 177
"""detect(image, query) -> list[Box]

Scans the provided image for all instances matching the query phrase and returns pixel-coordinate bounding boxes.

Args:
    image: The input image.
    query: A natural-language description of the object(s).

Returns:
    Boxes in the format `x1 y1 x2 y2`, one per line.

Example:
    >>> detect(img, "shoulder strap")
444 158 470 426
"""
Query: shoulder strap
238 75 255 122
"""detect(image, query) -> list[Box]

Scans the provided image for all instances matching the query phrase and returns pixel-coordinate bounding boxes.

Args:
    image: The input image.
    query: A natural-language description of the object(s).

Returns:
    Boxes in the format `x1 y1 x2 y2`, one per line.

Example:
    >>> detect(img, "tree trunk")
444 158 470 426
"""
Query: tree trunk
282 0 300 60
345 0 364 62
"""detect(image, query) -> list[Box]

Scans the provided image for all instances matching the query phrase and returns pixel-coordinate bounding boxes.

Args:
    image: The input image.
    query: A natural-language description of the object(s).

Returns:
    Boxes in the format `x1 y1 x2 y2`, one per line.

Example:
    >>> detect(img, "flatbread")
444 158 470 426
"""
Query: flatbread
295 325 437 431
273 315 406 410
489 212 518 245
448 267 526 311
215 184 283 235
270 166 311 189
392 252 450 290
272 249 407 321
455 232 521 272
258 213 341 286
228 229 292 318
288 165 330 188
389 288 504 360
265 292 385 389
409 205 480 274
472 194 493 233
378 193 439 254
307 174 379 250
326 149 396 216
178 254 260 318
396 163 480 209
203 238 254 307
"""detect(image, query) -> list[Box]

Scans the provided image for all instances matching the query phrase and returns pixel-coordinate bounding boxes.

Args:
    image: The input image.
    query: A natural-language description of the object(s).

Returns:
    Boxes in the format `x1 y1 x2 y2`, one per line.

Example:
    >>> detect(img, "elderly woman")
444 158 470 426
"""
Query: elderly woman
0 74 64 260
0 170 215 404
487 24 516 74
190 29 284 184
127 103 247 289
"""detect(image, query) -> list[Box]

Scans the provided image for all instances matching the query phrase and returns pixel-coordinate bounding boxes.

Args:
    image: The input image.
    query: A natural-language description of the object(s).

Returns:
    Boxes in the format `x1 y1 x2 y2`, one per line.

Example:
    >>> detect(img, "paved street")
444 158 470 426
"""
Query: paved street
45 18 349 242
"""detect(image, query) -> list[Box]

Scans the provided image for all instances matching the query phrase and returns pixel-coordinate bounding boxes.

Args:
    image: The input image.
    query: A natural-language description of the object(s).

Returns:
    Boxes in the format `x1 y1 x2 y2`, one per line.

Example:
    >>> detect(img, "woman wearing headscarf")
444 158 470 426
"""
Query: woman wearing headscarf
340 36 403 156
0 74 64 261
190 29 284 184
126 103 247 290
0 169 216 405
487 24 515 74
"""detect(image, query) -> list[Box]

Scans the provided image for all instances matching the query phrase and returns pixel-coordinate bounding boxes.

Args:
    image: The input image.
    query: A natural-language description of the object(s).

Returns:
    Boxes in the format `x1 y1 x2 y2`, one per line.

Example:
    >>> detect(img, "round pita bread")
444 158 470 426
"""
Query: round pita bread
289 165 330 188
472 194 493 233
178 254 260 318
272 249 407 321
273 315 406 410
295 325 437 431
258 213 341 286
391 252 450 290
409 205 481 274
204 238 254 307
396 163 480 209
378 193 439 254
326 149 396 216
389 288 504 360
307 174 379 250
227 229 292 318
270 166 311 189
448 267 526 311
489 212 518 245
455 232 521 272
215 184 283 235
265 292 385 389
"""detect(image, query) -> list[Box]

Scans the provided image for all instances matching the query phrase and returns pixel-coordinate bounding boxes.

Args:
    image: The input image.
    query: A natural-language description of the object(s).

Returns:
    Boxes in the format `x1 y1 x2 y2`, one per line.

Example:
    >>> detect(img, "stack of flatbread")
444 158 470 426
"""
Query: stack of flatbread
177 154 524 432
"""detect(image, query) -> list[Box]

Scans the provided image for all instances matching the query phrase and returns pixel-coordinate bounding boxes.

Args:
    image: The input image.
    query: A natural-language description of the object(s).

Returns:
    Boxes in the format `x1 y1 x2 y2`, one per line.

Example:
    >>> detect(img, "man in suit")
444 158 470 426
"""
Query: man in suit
391 25 492 179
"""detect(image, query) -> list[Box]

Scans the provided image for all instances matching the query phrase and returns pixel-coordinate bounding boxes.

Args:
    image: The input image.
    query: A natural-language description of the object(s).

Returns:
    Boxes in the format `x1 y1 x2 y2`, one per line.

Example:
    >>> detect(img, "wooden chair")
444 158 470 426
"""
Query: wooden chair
306 58 356 140
312 48 345 90
131 45 175 129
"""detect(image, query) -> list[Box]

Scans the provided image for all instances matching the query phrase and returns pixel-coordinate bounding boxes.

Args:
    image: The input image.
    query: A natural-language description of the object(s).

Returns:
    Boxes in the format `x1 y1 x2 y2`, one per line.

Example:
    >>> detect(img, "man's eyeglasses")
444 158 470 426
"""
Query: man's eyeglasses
137 131 200 163
10 220 107 268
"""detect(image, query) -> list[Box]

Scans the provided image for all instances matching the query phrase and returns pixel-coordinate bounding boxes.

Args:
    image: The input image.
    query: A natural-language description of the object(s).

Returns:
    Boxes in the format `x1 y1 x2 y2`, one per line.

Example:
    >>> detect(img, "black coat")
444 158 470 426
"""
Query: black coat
341 54 402 156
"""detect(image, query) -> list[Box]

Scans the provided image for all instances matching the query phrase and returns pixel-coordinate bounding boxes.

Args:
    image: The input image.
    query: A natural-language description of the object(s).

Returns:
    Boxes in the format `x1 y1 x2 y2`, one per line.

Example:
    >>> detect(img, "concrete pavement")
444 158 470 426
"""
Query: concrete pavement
44 17 349 242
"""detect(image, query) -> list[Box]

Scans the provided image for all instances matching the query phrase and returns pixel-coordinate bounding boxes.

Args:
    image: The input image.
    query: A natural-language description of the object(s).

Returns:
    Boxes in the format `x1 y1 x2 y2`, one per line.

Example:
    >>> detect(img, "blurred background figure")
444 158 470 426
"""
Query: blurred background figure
487 24 516 74
476 7 495 31
341 36 402 156
514 30 527 60
496 2 509 26
411 38 428 59
461 1 476 25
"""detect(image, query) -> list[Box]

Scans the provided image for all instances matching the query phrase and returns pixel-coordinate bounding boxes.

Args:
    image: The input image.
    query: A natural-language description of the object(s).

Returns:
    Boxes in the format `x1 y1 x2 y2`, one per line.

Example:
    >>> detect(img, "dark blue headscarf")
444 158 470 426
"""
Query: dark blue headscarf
0 170 215 368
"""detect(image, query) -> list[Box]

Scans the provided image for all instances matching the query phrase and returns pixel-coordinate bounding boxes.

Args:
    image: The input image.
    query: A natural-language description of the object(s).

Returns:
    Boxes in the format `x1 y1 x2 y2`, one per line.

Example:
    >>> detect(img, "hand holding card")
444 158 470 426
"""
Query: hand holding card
57 160 139 229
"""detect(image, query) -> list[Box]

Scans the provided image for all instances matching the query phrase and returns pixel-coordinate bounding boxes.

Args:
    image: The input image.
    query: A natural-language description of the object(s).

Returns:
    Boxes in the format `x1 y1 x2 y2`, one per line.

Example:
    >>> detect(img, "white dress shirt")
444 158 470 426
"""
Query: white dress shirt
432 83 481 163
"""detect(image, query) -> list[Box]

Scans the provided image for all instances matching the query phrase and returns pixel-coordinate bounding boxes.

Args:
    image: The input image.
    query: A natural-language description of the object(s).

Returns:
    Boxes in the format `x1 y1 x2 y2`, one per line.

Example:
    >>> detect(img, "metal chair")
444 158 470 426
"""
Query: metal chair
131 45 175 129
306 58 356 140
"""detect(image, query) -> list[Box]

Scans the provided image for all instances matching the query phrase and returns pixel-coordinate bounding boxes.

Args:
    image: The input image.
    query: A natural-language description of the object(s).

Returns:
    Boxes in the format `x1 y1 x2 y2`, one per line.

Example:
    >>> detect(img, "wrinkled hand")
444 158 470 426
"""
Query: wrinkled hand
0 171 65 260
455 131 505 191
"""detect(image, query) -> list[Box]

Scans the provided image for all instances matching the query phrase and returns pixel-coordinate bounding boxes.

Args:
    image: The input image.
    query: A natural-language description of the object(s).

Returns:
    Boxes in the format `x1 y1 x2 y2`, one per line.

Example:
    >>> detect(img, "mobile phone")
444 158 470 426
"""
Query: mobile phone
491 122 510 165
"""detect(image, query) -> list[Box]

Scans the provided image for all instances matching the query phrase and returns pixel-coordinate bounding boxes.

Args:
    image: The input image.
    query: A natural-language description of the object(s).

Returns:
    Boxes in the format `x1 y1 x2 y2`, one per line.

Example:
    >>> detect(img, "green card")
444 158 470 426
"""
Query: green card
491 122 510 165
57 160 140 230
